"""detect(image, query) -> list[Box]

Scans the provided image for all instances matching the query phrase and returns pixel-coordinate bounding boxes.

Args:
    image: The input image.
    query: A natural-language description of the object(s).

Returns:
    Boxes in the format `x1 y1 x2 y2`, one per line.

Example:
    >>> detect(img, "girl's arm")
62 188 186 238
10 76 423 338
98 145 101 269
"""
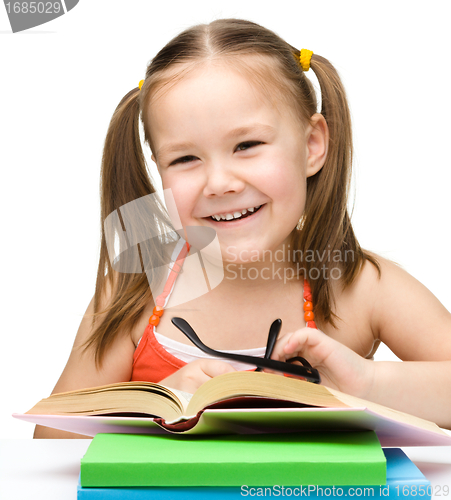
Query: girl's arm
272 256 451 429
33 282 136 439
363 255 451 427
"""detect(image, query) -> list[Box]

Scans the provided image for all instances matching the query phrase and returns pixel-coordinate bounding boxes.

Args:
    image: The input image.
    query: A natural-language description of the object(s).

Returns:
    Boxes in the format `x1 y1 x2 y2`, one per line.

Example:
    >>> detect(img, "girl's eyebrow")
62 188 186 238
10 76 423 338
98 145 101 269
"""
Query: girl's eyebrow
156 140 197 161
156 123 275 160
225 123 275 139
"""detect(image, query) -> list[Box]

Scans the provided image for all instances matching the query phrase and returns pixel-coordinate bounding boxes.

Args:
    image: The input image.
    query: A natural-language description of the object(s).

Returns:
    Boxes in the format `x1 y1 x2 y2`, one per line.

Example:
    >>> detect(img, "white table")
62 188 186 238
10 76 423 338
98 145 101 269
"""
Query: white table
0 440 450 500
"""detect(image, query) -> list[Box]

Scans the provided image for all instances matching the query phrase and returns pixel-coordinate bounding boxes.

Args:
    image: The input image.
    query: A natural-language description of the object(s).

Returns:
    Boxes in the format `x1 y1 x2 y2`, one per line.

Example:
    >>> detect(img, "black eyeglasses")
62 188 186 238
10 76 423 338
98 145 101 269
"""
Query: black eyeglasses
171 317 321 384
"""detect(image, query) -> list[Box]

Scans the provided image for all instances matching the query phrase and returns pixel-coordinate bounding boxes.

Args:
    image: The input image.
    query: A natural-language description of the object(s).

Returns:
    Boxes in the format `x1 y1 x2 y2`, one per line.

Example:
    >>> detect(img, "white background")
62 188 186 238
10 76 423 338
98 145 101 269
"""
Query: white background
1 1 450 439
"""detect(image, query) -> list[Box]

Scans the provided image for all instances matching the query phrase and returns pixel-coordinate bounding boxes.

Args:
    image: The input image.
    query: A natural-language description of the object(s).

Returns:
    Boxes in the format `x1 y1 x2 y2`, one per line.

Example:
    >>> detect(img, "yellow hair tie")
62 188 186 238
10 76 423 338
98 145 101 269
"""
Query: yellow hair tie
138 79 144 90
300 49 313 72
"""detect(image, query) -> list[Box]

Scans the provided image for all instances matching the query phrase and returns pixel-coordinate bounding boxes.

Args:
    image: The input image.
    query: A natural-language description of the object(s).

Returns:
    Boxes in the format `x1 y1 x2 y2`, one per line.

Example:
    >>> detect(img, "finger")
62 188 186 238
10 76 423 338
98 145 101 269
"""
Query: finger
284 328 314 354
199 359 237 378
180 360 236 393
285 326 331 353
179 374 212 394
272 327 332 368
271 328 315 360
270 331 296 361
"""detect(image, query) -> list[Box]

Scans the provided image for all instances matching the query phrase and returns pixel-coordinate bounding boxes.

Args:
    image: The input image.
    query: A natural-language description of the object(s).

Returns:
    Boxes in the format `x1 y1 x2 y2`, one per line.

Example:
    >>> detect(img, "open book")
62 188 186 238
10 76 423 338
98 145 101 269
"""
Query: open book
14 371 451 447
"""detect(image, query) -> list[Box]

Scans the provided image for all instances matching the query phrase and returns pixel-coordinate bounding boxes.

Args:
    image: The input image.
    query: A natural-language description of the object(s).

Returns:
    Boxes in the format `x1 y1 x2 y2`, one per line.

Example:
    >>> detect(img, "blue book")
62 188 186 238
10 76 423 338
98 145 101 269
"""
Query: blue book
77 448 431 500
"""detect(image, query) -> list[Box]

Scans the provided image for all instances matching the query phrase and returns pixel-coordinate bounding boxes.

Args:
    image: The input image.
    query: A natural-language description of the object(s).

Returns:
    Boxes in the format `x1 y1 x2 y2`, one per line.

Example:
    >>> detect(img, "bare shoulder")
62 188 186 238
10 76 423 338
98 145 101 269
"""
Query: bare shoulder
362 252 451 360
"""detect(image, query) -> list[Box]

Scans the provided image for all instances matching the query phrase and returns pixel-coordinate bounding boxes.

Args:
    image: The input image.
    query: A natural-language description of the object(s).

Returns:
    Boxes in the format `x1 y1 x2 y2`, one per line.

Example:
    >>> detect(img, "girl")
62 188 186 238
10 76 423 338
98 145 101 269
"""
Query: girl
34 18 451 438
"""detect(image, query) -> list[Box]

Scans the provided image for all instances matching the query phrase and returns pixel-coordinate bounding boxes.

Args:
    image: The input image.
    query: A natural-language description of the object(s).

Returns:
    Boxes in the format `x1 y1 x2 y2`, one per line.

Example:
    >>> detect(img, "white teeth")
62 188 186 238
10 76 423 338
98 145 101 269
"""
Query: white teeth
210 205 262 221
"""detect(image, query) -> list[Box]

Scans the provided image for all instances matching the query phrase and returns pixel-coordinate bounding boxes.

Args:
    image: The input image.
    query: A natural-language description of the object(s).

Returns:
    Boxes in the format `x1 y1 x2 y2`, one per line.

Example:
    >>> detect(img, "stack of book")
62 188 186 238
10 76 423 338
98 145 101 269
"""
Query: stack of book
76 431 431 500
13 371 445 498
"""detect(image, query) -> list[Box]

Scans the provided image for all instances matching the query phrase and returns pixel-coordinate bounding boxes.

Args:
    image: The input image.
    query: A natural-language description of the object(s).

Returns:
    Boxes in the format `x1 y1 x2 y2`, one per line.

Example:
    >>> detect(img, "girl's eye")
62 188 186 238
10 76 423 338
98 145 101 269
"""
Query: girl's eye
169 155 197 166
169 141 263 165
235 141 263 152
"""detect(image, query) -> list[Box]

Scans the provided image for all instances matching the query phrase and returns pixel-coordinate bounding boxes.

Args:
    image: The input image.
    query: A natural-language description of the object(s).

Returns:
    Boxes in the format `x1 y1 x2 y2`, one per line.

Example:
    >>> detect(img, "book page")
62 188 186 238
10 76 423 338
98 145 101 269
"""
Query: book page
161 386 193 412
186 371 348 417
25 381 188 421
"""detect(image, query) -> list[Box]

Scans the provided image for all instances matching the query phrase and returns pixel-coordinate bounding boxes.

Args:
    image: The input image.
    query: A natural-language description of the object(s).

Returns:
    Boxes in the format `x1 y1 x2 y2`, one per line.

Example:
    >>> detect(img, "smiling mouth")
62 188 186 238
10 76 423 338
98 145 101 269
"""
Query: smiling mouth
208 204 264 222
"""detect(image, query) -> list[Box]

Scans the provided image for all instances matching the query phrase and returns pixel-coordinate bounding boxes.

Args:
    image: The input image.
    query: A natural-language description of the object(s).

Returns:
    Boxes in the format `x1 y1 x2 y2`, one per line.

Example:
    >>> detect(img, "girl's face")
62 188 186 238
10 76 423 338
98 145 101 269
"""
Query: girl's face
148 61 327 264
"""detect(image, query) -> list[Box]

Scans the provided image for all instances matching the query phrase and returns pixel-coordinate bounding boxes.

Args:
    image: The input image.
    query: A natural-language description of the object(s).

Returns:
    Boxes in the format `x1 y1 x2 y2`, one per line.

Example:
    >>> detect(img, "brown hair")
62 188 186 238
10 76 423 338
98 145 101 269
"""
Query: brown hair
85 18 380 367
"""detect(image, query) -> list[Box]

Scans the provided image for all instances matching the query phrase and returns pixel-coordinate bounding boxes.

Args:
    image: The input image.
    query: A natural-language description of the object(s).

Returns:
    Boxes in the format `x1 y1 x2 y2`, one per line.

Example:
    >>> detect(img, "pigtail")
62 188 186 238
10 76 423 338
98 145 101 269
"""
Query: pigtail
292 55 381 326
84 87 173 367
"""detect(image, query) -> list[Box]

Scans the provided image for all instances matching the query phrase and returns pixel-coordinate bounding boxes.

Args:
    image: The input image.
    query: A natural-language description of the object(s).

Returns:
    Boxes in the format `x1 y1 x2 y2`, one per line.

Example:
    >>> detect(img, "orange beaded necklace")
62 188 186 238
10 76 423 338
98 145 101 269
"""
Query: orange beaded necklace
148 242 317 330
303 279 317 329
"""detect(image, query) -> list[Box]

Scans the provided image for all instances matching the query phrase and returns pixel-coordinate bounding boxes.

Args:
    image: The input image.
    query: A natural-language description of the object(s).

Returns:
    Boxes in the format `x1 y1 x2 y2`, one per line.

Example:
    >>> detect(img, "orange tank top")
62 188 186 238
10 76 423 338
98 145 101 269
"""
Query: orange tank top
130 241 316 383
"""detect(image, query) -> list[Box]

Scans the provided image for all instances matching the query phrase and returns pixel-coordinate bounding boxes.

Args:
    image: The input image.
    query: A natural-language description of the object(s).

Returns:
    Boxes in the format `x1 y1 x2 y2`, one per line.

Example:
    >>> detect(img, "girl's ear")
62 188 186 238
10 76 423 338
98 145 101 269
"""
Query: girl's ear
305 113 329 178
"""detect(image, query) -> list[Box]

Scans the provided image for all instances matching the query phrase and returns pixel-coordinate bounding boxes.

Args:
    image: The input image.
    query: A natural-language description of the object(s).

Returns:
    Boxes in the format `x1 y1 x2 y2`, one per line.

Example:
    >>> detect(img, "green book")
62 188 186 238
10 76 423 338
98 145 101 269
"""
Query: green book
80 431 386 487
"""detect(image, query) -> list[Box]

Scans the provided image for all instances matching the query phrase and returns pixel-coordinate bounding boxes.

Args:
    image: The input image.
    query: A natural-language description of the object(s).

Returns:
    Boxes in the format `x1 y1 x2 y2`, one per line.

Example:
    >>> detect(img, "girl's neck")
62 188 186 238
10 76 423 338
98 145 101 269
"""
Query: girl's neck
197 244 301 293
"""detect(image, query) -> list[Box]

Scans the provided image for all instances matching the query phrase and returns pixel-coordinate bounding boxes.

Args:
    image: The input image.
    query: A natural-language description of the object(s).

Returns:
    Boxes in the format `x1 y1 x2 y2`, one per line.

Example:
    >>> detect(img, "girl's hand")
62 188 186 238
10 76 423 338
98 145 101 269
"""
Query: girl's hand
271 327 376 398
159 359 236 394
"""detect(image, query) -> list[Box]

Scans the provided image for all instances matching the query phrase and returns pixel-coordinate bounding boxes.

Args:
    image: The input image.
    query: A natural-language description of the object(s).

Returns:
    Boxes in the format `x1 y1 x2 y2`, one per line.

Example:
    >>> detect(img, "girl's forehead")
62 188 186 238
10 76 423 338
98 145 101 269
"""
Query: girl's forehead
149 61 266 108
146 59 303 135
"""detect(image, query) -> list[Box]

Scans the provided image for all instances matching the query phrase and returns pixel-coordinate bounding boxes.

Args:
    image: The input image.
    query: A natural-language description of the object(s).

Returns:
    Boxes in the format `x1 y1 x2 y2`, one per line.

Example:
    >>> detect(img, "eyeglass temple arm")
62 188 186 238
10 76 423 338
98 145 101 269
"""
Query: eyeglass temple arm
170 317 320 383
255 319 281 372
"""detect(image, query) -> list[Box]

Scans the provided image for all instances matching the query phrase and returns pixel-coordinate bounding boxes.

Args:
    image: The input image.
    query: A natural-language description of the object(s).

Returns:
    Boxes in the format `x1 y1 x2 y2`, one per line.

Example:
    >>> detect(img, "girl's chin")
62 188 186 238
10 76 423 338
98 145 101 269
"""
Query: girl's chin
220 249 274 266
219 241 289 261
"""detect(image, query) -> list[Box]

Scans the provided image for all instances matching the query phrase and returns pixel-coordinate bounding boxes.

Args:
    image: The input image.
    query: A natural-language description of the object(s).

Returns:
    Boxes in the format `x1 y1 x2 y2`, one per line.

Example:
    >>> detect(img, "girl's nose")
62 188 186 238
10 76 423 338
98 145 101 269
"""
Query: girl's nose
202 163 245 197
